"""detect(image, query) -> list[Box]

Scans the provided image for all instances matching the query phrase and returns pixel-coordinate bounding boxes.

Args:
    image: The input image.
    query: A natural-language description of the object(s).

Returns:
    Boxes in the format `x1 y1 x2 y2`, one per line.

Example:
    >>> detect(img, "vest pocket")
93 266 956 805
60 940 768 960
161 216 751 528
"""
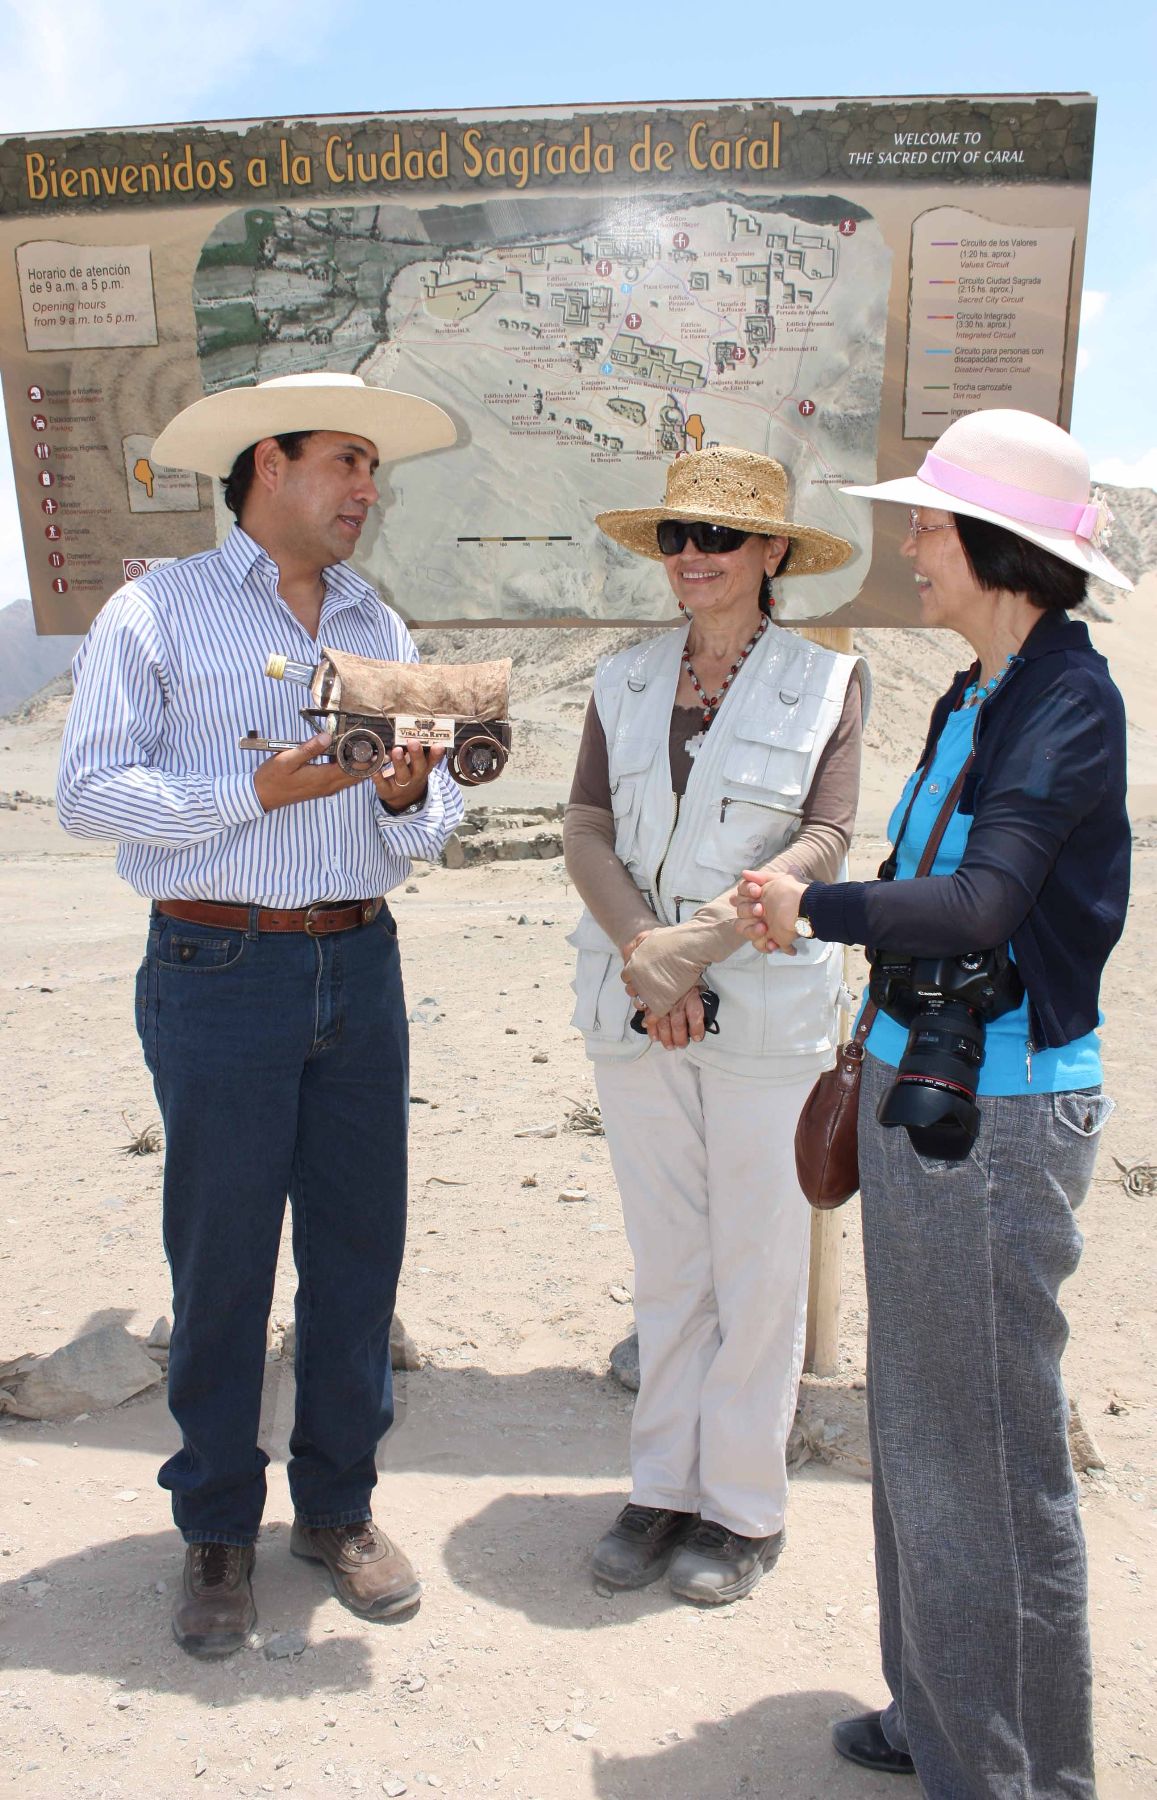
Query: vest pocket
721 741 811 804
696 936 840 1058
690 719 816 880
761 939 842 1057
610 734 662 872
721 690 822 788
568 910 634 1039
695 790 801 885
731 685 825 748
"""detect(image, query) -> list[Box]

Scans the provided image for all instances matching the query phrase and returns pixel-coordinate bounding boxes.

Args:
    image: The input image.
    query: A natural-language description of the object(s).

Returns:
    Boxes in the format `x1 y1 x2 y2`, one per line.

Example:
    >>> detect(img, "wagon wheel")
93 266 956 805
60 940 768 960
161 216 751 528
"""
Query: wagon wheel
335 727 388 774
451 732 508 786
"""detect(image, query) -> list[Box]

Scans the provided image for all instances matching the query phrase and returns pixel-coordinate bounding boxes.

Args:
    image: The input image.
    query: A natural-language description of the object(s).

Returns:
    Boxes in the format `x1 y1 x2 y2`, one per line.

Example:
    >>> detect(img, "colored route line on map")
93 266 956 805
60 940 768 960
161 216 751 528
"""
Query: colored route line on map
457 534 574 543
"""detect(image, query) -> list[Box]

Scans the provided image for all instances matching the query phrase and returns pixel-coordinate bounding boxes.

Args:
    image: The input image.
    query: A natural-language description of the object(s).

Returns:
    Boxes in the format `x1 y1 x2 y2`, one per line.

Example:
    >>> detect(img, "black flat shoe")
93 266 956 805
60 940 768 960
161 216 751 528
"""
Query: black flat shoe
832 1712 916 1776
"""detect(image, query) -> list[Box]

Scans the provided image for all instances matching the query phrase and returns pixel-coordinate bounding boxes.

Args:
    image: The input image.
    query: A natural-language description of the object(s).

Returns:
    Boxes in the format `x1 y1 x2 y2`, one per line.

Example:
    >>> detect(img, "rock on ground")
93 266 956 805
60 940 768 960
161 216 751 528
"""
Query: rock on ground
1 1323 161 1419
279 1313 421 1371
609 1330 640 1392
1068 1397 1107 1472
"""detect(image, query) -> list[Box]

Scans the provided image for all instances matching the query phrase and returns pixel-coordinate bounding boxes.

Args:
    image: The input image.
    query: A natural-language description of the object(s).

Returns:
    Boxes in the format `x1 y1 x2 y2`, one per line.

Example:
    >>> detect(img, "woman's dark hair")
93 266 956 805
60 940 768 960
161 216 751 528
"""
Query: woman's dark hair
758 538 793 614
222 430 313 519
954 511 1086 613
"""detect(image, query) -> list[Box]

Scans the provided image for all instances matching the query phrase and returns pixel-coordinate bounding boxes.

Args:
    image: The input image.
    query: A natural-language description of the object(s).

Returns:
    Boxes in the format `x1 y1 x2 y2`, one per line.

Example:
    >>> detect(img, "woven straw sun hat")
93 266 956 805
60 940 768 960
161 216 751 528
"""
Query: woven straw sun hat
596 445 854 576
842 408 1130 590
151 371 456 478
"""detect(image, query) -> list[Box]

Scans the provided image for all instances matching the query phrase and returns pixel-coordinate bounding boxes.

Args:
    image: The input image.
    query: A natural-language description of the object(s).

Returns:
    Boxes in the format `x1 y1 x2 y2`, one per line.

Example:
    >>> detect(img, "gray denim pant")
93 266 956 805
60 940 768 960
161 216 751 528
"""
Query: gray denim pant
858 1052 1113 1799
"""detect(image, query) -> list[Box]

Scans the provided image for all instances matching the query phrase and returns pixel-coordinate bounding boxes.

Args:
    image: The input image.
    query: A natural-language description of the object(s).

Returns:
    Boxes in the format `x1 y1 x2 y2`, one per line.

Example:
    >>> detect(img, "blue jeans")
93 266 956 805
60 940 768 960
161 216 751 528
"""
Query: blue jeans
858 1052 1112 1799
136 906 408 1545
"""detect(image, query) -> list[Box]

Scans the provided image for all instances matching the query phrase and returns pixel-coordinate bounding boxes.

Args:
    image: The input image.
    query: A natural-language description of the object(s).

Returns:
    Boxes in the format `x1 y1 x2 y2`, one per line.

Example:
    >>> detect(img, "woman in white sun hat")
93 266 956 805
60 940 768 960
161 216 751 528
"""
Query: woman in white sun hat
735 409 1131 1795
564 445 869 1607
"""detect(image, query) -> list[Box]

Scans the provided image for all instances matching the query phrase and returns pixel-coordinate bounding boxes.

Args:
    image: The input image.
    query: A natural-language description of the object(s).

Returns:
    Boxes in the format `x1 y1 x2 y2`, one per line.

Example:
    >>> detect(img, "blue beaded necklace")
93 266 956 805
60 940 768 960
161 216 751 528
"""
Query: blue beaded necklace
960 653 1016 709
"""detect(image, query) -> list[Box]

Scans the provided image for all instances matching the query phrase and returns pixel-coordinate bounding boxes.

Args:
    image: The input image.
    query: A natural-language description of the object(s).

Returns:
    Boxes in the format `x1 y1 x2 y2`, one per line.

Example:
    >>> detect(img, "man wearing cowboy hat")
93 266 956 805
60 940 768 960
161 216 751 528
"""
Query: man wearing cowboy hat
57 372 463 1655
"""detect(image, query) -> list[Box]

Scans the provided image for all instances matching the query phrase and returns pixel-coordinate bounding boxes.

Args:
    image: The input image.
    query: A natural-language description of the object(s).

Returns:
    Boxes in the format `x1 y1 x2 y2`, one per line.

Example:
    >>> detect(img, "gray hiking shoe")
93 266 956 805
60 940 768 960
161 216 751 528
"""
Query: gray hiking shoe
667 1519 785 1604
591 1503 699 1589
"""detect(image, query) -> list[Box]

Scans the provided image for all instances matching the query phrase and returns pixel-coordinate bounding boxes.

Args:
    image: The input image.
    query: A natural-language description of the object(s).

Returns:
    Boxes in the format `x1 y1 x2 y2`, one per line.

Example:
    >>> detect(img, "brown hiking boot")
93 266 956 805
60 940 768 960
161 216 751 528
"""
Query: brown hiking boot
172 1542 256 1657
290 1518 421 1618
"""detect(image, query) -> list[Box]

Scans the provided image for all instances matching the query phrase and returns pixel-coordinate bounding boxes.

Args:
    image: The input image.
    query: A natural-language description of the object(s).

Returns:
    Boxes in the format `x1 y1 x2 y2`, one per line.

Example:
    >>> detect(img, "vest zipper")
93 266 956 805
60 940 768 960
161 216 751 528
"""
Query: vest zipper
719 793 800 824
653 792 681 911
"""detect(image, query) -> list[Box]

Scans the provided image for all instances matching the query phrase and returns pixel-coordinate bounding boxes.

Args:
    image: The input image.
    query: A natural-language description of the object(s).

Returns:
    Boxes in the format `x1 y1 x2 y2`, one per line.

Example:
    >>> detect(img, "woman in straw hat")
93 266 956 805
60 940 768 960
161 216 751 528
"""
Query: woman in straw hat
736 409 1130 1793
564 445 869 1603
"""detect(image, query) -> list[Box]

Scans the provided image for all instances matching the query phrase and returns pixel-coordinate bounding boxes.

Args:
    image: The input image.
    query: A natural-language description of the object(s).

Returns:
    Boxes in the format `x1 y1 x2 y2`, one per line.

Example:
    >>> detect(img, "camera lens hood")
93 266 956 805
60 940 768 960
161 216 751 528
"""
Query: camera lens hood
876 1074 980 1162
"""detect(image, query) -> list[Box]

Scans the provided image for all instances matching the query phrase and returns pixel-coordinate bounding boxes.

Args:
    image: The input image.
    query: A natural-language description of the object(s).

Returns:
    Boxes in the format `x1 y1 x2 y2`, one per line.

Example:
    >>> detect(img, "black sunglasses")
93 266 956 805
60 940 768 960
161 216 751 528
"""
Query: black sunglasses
656 519 751 556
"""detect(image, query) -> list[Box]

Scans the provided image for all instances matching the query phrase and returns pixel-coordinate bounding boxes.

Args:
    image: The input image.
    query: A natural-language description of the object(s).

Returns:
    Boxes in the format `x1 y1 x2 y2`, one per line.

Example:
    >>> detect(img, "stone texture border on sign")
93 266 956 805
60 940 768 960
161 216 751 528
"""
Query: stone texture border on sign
0 97 1096 219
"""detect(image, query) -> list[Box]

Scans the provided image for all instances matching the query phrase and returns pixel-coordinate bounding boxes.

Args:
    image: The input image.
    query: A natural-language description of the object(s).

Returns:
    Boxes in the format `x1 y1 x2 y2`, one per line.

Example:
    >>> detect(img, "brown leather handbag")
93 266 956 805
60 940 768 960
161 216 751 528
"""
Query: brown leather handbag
793 758 973 1209
794 1000 878 1209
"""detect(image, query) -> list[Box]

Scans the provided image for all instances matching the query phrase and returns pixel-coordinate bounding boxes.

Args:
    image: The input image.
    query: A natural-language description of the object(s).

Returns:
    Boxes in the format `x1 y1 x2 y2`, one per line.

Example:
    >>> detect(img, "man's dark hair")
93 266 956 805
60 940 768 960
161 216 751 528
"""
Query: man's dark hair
955 512 1087 614
222 430 314 520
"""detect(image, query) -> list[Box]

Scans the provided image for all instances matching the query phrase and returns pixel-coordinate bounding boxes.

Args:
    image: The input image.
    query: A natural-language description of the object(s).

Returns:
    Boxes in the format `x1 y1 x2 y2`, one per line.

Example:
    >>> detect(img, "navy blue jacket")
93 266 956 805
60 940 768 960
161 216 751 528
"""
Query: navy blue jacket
805 611 1130 1049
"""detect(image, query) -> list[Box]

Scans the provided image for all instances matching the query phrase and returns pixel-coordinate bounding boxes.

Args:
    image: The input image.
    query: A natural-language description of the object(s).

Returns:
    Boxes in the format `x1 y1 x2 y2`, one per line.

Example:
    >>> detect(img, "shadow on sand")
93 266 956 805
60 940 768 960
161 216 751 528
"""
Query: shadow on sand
589 1687 884 1799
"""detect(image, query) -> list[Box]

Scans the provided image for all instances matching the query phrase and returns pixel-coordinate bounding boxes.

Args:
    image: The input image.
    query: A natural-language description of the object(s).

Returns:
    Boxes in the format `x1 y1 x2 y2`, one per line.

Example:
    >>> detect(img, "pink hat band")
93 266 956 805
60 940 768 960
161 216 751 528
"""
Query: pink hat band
919 451 1101 541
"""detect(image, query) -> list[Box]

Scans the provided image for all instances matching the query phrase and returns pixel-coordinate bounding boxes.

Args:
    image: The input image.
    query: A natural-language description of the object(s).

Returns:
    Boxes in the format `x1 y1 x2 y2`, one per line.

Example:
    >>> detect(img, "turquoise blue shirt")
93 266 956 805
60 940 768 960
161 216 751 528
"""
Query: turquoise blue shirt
863 703 1102 1095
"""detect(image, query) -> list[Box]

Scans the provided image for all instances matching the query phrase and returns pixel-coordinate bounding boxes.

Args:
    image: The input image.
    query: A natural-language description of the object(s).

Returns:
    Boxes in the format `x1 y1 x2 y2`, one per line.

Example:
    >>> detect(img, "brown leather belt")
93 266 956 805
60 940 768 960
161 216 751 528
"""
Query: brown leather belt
155 897 384 937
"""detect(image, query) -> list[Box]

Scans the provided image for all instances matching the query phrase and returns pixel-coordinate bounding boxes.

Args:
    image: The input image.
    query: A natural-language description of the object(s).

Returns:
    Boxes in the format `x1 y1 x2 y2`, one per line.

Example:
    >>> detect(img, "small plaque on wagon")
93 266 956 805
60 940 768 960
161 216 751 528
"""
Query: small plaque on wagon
393 714 455 747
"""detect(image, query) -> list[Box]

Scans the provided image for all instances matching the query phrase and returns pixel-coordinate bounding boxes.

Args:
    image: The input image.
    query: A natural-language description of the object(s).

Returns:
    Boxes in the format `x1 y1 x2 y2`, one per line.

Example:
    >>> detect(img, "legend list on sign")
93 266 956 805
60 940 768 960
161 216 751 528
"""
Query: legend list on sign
903 206 1074 438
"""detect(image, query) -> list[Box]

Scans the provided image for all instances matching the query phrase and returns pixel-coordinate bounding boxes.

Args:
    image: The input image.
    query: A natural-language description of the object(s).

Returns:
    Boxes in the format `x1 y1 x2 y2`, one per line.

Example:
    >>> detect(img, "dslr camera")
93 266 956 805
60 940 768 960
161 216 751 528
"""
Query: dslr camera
868 947 1023 1160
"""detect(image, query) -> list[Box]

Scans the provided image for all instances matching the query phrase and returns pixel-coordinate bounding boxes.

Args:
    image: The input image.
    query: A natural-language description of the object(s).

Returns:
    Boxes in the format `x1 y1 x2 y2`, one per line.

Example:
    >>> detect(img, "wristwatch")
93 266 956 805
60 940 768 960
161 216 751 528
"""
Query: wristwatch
793 912 816 940
384 790 426 817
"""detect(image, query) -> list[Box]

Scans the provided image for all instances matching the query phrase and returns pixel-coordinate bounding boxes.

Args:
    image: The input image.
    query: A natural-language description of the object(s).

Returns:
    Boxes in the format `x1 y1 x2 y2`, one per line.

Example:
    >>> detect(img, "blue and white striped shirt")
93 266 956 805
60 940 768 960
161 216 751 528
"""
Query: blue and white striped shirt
56 525 464 905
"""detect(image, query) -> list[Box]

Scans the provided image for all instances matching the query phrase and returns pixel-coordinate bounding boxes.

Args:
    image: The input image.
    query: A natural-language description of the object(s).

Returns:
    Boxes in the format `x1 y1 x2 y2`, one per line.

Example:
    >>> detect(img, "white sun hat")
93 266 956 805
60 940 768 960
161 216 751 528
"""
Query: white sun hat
151 371 456 478
841 408 1131 591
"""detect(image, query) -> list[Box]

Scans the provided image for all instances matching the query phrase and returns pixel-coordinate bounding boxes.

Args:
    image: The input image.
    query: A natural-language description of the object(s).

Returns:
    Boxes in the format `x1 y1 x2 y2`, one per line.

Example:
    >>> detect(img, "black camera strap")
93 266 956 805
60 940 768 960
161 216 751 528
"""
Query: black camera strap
855 756 975 1048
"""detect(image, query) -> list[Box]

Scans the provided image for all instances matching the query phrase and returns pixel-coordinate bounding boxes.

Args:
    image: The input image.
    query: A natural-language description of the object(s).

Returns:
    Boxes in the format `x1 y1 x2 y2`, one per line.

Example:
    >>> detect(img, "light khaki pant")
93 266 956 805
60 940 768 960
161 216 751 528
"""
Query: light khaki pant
595 1050 814 1538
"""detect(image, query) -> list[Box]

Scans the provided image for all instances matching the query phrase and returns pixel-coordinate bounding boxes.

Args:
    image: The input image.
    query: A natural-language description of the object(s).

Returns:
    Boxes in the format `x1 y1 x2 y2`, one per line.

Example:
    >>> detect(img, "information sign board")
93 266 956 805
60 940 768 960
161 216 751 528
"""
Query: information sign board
0 95 1095 631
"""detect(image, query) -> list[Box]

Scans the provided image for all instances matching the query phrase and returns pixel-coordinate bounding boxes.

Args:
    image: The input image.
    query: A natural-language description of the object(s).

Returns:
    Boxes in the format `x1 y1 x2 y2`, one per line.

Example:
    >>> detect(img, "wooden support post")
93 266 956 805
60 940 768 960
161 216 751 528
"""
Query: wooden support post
805 1202 844 1378
799 623 855 1377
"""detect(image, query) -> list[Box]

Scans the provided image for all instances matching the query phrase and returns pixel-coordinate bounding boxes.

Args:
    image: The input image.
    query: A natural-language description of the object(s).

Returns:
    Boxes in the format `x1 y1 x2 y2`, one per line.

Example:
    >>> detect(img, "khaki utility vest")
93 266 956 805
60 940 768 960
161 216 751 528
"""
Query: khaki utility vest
570 620 868 1077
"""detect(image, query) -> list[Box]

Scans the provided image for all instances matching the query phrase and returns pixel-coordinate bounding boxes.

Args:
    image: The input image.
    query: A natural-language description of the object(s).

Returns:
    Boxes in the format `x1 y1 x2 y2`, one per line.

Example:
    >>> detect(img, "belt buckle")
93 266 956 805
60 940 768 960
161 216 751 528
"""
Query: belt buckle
303 902 326 937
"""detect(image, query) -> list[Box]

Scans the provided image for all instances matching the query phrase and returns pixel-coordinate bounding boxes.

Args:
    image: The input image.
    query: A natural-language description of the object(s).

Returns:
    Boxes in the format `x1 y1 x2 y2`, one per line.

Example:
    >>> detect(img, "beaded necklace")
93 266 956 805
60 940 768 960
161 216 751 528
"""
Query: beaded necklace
959 652 1016 709
681 613 769 728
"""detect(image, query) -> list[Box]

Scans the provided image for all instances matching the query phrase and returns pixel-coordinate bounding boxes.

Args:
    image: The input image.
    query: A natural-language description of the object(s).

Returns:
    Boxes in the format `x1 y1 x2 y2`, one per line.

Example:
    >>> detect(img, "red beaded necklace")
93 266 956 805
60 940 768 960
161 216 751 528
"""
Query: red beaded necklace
681 613 769 728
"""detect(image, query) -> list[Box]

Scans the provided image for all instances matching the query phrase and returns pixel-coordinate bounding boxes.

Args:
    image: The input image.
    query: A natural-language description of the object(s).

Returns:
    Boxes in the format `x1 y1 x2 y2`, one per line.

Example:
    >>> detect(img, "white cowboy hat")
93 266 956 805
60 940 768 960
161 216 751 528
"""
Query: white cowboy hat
151 371 456 478
841 408 1131 590
596 445 853 576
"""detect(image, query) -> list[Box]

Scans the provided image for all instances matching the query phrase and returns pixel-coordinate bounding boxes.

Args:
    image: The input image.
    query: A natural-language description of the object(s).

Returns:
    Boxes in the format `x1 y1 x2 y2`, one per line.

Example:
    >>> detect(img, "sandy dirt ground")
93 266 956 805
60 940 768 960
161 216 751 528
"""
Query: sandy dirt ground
0 594 1154 1799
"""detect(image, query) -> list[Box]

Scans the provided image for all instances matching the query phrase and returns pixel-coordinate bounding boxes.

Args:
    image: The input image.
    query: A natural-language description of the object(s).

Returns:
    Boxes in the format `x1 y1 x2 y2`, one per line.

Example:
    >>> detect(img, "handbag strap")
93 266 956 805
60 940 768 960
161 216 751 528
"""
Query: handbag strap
851 755 974 1049
914 756 973 878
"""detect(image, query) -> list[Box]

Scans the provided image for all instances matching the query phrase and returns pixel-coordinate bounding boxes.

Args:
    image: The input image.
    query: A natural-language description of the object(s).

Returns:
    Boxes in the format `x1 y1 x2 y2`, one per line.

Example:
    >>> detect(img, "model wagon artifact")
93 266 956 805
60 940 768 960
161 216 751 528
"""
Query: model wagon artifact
240 646 513 786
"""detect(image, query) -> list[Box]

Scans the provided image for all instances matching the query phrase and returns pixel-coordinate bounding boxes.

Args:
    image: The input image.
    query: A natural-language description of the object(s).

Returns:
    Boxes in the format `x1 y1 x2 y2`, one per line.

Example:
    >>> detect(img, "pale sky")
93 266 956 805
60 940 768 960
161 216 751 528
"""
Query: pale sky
1 0 1154 614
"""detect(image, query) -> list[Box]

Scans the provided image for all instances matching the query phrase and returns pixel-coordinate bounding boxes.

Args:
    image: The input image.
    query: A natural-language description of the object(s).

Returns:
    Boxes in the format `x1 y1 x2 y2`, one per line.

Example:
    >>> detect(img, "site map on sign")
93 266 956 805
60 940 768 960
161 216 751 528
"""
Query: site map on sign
194 193 890 621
